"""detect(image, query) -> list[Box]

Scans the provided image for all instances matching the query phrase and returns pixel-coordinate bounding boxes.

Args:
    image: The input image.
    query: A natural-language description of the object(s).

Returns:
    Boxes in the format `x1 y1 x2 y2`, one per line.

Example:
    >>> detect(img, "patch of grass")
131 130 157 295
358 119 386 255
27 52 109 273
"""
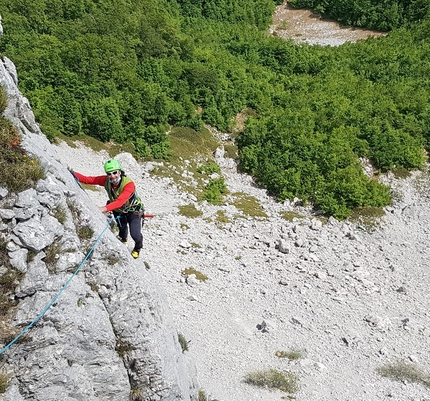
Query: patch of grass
0 86 7 113
244 369 299 394
0 236 12 269
26 249 37 263
0 270 24 299
280 211 305 222
197 161 221 175
182 267 208 282
52 204 67 224
224 144 238 159
130 387 144 401
107 254 120 265
0 94 45 192
275 349 305 361
178 333 189 352
198 389 216 401
178 204 203 218
169 127 219 160
43 241 61 269
115 338 135 359
87 282 99 293
0 267 24 336
231 192 267 218
150 127 221 199
66 201 95 240
66 198 80 221
55 134 137 159
0 324 18 347
392 167 411 179
377 361 430 388
215 210 231 225
278 20 289 30
0 373 9 394
180 222 190 230
198 389 207 401
0 328 31 347
77 224 94 240
348 206 385 232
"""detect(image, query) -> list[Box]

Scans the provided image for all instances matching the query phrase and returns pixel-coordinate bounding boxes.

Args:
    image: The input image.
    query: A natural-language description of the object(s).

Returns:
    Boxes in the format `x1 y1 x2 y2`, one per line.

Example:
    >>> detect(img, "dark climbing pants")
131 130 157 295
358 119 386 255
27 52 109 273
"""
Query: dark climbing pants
114 211 143 250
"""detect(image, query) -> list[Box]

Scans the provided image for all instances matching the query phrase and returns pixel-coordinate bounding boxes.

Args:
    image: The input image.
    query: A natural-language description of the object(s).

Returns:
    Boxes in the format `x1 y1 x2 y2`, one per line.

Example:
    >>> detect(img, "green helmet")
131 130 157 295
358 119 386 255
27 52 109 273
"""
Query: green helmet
104 159 121 173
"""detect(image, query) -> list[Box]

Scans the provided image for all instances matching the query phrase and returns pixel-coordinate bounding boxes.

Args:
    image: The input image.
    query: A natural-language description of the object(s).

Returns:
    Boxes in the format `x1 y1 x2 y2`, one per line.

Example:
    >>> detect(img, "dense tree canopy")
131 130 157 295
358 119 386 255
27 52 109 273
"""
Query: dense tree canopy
1 0 430 217
289 0 429 30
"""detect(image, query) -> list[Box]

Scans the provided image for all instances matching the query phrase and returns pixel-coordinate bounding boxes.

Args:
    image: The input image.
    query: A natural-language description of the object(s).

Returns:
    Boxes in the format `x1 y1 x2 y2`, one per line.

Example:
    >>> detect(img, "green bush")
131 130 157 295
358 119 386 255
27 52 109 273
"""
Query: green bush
203 178 227 204
288 0 429 30
0 94 45 192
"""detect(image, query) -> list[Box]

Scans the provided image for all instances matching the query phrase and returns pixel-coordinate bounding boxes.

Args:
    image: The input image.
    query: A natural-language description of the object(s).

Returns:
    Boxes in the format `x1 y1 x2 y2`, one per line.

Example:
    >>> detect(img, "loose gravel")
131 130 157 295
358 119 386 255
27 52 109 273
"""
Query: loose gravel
55 141 430 401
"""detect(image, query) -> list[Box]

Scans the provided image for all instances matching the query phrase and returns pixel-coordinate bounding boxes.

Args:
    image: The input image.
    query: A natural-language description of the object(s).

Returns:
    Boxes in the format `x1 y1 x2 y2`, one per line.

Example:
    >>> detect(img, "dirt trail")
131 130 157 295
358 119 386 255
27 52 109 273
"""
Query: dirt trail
270 1 387 46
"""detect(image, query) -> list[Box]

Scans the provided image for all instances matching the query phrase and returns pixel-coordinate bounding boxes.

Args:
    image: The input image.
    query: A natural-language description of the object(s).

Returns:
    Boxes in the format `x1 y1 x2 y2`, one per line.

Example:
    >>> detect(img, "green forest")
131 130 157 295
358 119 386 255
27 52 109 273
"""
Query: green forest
0 0 430 218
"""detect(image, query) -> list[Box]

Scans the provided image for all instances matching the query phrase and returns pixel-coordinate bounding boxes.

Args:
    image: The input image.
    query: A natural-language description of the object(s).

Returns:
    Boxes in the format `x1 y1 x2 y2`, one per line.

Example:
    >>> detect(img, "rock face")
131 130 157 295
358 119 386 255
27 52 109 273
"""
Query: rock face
0 23 197 401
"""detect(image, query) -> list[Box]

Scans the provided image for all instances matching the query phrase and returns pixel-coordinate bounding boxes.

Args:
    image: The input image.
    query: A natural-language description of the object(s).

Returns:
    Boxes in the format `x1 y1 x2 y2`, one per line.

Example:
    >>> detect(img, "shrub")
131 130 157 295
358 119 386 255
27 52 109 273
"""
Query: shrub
0 115 45 192
244 369 299 393
275 349 305 361
203 178 227 204
377 361 430 388
77 224 94 240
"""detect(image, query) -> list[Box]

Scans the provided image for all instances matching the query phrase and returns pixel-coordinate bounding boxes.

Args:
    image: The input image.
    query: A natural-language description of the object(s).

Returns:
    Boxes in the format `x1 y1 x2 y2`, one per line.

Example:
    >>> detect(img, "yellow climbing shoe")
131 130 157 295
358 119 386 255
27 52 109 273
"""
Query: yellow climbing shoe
131 249 140 259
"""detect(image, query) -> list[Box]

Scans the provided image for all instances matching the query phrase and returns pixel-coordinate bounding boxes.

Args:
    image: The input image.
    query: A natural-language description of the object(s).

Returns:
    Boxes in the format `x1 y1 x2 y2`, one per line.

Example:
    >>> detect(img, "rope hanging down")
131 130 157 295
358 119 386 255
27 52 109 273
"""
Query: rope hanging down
0 222 111 356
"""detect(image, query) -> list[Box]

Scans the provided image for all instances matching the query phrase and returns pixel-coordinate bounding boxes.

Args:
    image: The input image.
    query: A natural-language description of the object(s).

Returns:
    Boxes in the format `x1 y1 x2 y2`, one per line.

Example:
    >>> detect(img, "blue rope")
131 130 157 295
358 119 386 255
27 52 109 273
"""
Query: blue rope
0 222 111 356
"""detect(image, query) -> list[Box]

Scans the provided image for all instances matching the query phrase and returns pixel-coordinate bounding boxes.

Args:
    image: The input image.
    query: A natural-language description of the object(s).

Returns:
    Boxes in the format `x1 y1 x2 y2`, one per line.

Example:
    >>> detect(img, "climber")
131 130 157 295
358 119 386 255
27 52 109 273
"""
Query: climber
73 159 144 259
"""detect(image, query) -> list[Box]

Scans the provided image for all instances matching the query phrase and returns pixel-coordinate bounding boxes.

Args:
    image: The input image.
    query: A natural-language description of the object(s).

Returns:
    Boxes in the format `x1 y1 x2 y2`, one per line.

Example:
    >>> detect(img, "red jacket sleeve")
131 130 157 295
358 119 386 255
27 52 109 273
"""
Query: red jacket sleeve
105 181 136 212
74 172 107 186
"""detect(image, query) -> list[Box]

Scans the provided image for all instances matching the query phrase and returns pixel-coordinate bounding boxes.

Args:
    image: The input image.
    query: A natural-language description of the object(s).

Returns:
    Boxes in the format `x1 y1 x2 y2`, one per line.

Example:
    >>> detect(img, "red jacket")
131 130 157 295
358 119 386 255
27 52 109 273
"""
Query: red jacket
74 172 136 213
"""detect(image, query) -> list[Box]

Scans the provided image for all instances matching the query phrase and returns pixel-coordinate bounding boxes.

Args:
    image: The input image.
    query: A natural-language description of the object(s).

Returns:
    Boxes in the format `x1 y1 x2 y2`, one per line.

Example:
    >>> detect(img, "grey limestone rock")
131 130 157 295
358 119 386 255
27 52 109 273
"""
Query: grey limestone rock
8 248 28 272
13 214 64 251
